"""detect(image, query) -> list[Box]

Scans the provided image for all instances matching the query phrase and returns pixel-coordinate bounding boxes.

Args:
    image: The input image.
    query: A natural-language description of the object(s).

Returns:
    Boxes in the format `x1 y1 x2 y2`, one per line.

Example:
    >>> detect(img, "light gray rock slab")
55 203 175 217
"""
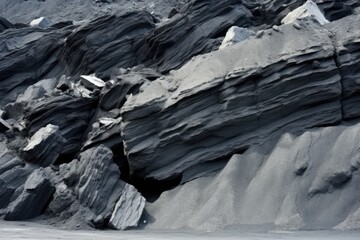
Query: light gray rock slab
109 184 145 230
22 124 66 167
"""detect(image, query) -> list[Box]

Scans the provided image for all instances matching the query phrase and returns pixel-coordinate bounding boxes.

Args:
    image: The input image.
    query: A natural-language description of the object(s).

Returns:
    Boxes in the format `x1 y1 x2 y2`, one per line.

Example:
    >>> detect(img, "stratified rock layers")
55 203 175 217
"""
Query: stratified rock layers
121 20 347 181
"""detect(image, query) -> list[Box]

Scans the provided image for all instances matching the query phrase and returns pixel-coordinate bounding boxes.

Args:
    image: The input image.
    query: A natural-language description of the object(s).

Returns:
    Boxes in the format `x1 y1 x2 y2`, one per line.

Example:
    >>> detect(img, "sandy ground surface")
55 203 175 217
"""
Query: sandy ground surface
1 221 360 240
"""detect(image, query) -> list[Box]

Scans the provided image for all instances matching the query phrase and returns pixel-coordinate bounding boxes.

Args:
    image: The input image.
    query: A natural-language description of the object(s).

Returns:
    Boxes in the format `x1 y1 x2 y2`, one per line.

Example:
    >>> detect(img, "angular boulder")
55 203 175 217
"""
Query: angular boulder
5 168 54 220
109 184 145 230
30 17 53 29
22 124 66 167
80 75 105 90
281 0 329 25
219 26 255 50
75 145 125 220
24 95 97 158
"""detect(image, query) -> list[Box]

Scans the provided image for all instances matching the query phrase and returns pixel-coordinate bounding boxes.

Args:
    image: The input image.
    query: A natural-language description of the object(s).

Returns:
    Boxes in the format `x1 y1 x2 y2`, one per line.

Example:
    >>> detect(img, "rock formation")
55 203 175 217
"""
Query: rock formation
1 0 360 233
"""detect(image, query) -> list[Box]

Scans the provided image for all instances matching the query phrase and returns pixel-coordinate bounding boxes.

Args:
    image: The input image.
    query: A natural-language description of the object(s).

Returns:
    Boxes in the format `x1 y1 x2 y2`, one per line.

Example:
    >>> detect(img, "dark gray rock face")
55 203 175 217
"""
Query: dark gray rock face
5 168 54 221
0 26 72 106
75 145 125 218
21 124 66 167
0 17 14 33
328 13 360 119
0 118 11 133
146 122 360 231
121 20 343 181
0 151 34 212
50 145 145 229
83 117 122 151
60 12 155 77
136 0 253 73
24 95 97 158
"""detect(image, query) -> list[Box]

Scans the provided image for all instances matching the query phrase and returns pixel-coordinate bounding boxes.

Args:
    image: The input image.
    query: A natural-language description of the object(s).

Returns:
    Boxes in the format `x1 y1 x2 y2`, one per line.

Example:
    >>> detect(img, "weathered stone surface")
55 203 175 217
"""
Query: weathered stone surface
121 20 342 181
75 145 125 219
30 17 53 29
80 75 105 90
219 26 255 50
146 122 360 231
281 0 329 25
0 26 72 107
24 95 97 158
0 17 14 33
83 117 122 151
60 12 155 77
327 13 360 119
22 124 66 167
0 151 34 213
5 168 54 220
109 184 145 230
136 0 253 73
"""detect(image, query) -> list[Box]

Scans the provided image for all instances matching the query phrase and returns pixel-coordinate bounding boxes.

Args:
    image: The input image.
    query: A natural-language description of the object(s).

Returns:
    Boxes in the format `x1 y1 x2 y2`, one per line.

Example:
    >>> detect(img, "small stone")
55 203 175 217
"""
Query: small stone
57 75 70 92
256 30 264 38
272 25 280 32
30 17 53 28
80 75 105 90
293 23 301 30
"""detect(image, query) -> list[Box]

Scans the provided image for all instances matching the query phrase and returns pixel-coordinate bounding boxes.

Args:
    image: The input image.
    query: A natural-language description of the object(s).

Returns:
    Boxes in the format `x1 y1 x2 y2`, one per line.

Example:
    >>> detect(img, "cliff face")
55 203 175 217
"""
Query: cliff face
1 0 360 232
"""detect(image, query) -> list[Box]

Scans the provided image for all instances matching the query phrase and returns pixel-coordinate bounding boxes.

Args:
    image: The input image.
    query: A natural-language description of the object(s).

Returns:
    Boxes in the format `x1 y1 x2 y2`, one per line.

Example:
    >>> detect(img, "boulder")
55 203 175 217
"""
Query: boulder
80 75 105 90
5 168 54 220
22 124 66 167
219 26 255 50
109 184 145 230
75 145 125 219
30 17 53 29
281 0 329 25
24 95 97 157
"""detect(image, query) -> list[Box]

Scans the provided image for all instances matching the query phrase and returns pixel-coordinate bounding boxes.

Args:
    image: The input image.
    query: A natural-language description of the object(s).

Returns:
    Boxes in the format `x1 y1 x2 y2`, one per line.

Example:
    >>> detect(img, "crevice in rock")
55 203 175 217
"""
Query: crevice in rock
127 175 182 202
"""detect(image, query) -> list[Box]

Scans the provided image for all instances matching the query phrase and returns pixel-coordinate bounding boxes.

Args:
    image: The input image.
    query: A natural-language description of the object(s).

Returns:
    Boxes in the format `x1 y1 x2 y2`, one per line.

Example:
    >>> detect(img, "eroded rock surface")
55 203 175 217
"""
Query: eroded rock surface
146 122 360 231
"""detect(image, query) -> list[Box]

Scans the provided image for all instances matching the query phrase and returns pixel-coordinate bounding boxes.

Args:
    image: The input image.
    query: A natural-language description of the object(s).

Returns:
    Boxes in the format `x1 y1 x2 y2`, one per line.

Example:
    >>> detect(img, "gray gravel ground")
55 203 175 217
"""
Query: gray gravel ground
1 221 360 240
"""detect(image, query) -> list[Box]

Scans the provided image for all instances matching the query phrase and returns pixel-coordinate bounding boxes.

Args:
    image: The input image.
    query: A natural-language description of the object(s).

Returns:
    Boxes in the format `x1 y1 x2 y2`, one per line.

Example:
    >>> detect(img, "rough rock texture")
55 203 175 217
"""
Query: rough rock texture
1 0 360 233
328 13 360 119
281 0 329 25
75 145 125 219
5 168 54 221
146 122 360 231
0 26 72 106
60 12 155 77
22 124 66 166
0 0 183 24
0 151 34 212
219 26 255 50
24 95 97 158
121 20 343 181
109 183 145 230
136 0 253 73
45 145 145 229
